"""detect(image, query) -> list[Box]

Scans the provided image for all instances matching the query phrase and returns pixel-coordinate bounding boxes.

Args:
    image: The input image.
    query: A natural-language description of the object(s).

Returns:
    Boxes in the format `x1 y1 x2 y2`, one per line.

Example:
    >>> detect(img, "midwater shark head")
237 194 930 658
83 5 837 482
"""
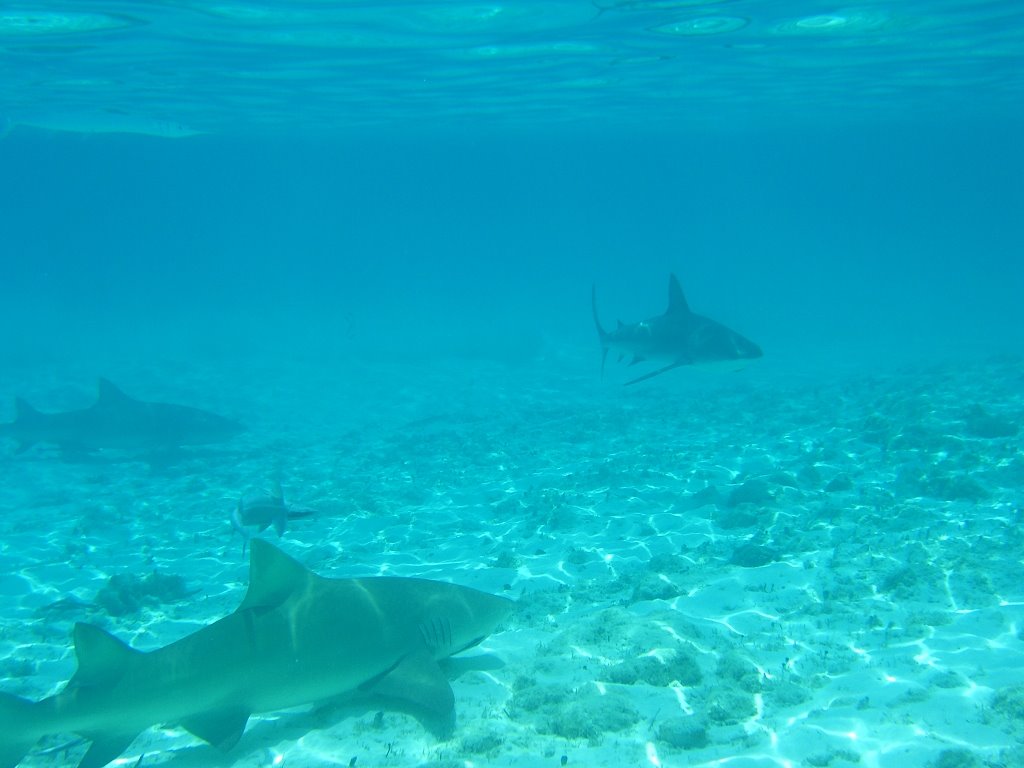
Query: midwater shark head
592 273 762 384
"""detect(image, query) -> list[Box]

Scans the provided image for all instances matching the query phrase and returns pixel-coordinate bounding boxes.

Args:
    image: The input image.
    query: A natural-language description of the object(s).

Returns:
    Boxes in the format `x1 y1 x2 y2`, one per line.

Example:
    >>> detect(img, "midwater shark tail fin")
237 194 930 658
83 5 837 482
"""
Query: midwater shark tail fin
0 692 39 768
591 284 609 376
6 398 44 452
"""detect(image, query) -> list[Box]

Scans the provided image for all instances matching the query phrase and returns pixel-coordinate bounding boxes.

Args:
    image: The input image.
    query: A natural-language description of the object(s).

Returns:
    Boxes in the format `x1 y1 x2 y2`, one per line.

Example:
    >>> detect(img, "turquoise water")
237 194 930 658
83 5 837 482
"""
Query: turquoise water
1 2 1023 768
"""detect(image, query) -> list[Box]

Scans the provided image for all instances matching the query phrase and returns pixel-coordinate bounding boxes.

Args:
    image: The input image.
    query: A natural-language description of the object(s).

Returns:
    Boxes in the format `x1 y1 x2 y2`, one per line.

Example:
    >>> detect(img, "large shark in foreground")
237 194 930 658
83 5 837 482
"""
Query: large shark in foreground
0 540 514 768
592 273 763 385
0 378 244 453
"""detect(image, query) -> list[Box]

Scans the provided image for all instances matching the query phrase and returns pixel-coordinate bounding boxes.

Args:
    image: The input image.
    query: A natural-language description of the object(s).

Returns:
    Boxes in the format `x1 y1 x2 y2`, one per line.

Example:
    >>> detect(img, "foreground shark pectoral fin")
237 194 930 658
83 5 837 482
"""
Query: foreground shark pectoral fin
363 649 455 717
180 707 251 751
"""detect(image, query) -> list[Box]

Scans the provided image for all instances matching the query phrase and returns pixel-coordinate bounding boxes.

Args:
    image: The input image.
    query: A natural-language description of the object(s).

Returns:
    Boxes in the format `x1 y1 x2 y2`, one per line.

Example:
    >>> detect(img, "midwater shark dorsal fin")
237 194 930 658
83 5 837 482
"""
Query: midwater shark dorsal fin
69 623 141 689
239 539 312 612
96 378 133 405
667 273 691 315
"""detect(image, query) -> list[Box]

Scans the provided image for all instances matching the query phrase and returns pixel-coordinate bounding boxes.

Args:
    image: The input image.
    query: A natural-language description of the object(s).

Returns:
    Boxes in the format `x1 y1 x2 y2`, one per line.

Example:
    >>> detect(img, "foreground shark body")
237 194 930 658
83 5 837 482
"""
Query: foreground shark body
0 540 513 768
592 273 763 385
231 480 317 552
0 378 244 453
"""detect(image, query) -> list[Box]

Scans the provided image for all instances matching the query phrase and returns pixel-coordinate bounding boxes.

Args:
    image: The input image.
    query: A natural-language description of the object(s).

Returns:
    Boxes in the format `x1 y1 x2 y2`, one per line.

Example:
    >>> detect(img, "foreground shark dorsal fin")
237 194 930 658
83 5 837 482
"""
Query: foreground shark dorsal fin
96 378 134 405
180 706 250 751
667 273 691 315
362 648 455 717
70 623 140 689
239 538 312 611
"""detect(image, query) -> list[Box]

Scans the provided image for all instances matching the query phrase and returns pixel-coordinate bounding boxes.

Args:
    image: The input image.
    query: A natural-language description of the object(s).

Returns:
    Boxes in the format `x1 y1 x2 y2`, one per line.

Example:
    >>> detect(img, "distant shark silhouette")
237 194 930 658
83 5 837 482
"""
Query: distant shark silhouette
231 480 316 553
0 378 244 453
0 539 514 768
592 273 763 384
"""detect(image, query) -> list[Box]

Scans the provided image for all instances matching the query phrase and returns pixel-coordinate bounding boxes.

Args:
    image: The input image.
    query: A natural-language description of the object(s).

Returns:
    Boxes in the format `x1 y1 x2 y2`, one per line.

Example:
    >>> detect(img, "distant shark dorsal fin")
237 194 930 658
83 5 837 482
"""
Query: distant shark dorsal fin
13 397 41 422
96 378 132 405
69 623 141 689
239 539 312 611
667 273 691 315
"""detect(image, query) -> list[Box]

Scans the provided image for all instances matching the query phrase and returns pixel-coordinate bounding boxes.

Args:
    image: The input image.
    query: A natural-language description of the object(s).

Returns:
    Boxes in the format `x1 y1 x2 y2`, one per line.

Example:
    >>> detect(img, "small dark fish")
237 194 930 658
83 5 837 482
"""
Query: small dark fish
231 480 316 553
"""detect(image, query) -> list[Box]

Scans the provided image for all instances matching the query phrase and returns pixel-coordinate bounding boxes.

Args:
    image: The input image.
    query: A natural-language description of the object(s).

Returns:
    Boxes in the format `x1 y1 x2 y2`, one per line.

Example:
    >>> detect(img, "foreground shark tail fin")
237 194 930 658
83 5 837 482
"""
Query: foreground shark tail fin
0 692 41 768
591 284 609 376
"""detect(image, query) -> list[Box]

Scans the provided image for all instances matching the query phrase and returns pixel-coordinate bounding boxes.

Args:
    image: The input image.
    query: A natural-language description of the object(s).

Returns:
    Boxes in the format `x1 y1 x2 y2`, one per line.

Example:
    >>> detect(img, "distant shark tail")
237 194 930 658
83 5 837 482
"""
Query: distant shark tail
0 692 42 768
591 284 609 376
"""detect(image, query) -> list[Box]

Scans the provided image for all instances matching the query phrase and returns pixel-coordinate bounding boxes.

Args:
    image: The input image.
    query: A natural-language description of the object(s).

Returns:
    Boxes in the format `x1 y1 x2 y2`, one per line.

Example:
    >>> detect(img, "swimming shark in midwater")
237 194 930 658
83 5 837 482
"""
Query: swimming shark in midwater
592 273 763 385
0 539 514 768
231 480 317 553
0 378 244 453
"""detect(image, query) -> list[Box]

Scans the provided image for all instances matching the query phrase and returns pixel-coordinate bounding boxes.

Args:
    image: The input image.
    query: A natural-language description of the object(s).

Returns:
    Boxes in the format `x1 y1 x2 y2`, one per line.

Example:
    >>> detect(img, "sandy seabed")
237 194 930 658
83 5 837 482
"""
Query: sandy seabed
1 352 1022 768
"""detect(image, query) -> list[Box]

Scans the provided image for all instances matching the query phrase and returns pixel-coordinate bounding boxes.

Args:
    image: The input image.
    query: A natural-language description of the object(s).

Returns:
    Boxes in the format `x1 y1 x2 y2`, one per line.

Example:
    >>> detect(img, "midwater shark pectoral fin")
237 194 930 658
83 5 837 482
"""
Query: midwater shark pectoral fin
181 707 251 751
364 649 455 718
625 360 688 386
